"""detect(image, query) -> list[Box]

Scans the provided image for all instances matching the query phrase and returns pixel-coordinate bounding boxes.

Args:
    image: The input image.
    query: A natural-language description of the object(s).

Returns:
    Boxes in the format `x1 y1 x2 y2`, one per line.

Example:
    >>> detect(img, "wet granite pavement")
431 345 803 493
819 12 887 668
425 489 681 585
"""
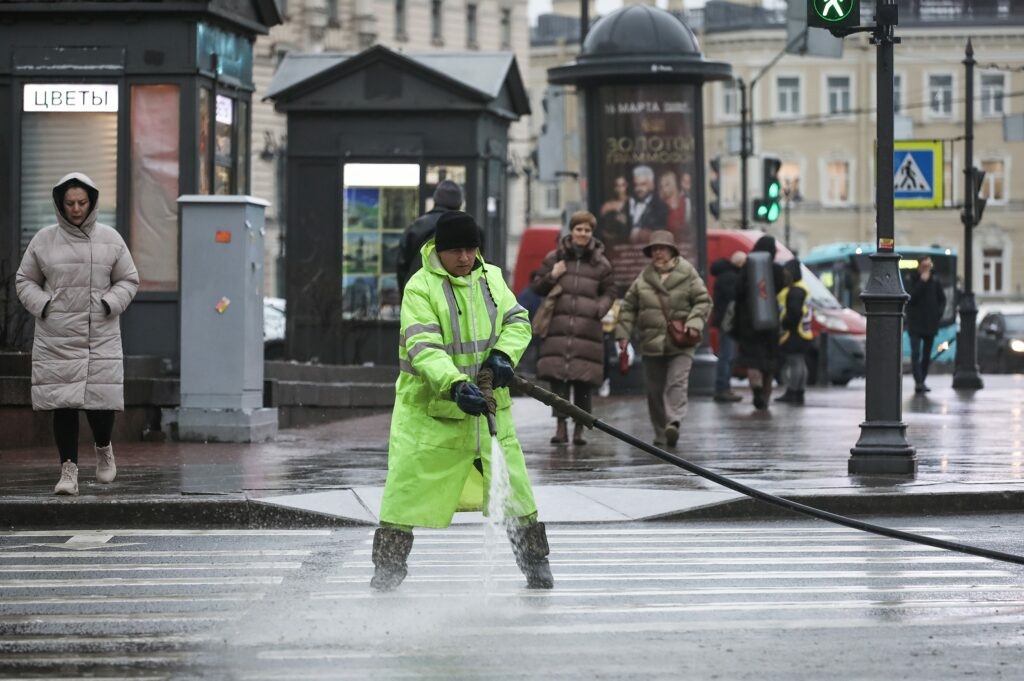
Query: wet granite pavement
2 373 1023 527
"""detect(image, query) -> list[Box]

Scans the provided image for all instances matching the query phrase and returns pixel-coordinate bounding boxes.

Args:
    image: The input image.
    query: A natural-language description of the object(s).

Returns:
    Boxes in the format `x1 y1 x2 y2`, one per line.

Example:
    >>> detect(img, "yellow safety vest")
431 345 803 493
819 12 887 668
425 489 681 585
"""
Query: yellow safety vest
777 280 814 345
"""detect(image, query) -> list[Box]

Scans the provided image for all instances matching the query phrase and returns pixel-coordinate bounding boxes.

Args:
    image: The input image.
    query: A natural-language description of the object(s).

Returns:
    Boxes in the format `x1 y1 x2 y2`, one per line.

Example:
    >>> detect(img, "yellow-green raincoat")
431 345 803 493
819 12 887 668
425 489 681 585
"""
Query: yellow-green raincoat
378 239 537 528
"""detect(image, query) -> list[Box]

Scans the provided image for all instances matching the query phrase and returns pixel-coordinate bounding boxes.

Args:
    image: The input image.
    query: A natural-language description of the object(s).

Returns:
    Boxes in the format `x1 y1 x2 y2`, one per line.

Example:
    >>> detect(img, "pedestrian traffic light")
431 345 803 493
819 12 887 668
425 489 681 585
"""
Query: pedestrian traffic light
709 156 721 221
808 0 860 31
971 166 986 227
756 156 782 224
752 198 766 223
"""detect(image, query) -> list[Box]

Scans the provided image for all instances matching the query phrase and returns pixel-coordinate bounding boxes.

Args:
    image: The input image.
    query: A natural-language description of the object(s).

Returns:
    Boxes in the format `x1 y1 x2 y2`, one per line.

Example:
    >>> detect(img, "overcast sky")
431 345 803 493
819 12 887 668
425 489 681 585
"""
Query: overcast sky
528 0 785 22
528 0 680 22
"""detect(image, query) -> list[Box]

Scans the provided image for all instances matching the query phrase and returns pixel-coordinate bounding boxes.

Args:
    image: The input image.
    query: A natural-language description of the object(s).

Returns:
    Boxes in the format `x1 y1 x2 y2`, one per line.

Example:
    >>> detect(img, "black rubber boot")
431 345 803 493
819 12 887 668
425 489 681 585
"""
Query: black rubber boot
370 527 414 592
507 521 554 589
775 389 798 403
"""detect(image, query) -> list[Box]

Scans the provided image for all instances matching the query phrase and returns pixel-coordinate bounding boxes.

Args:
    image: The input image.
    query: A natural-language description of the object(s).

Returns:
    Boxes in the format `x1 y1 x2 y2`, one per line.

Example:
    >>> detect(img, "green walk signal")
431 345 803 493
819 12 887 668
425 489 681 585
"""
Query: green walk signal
808 0 859 30
761 156 782 224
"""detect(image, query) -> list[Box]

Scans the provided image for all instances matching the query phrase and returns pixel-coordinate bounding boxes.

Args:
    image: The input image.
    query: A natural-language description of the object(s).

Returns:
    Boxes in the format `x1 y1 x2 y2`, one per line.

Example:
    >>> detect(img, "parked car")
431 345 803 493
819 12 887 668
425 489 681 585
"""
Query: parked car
977 303 1024 374
264 296 286 359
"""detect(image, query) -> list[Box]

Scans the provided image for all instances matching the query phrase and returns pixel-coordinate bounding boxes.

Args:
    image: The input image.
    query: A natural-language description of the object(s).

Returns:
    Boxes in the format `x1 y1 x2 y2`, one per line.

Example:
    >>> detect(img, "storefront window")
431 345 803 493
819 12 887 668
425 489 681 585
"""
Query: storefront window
342 163 419 320
214 94 234 194
20 94 118 251
424 164 467 210
237 100 249 194
130 85 181 292
198 87 211 194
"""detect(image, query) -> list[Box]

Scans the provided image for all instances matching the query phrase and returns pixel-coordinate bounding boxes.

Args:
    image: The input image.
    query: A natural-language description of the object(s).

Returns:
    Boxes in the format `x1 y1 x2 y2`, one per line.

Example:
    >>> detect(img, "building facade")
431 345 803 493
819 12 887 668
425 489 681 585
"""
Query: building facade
701 0 1024 301
530 0 1024 302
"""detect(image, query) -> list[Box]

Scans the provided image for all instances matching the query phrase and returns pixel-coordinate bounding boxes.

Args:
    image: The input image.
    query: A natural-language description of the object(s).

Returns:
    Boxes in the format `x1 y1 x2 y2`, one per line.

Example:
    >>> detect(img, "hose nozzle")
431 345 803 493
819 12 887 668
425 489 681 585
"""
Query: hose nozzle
476 367 499 436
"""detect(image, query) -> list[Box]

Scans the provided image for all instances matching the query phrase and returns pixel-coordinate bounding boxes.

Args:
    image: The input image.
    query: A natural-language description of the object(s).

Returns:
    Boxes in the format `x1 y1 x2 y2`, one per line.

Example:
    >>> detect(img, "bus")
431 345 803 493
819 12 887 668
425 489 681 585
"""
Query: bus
802 243 958 364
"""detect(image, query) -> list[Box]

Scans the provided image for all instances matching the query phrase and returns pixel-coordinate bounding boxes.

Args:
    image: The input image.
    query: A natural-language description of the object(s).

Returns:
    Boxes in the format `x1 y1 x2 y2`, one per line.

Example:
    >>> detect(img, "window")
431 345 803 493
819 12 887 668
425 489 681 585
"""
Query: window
824 160 850 205
827 75 851 116
943 156 957 208
776 76 800 117
543 182 560 213
982 248 1004 294
237 99 249 195
500 7 512 49
980 73 1005 117
779 161 801 201
395 0 407 39
431 0 443 44
327 0 339 26
342 163 421 320
214 94 235 195
198 88 211 194
721 80 739 120
466 3 478 49
130 85 180 292
20 109 118 252
979 158 1006 204
893 73 903 114
928 74 953 117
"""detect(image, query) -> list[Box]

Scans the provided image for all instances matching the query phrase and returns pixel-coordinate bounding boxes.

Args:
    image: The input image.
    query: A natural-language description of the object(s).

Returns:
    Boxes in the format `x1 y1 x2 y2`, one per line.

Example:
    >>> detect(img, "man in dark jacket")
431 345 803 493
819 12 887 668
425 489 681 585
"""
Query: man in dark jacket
396 180 466 293
734 235 786 410
710 250 746 402
906 256 947 394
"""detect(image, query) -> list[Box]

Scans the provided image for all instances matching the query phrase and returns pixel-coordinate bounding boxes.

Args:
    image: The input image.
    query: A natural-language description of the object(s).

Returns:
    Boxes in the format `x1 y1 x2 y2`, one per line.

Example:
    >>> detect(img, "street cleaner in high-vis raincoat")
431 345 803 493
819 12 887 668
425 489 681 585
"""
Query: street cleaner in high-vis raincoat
372 210 554 592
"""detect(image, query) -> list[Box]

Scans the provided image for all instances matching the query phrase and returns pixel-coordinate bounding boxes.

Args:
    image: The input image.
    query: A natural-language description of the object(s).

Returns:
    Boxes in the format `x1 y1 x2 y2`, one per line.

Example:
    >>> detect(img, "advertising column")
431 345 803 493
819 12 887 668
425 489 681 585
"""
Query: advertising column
592 84 699 292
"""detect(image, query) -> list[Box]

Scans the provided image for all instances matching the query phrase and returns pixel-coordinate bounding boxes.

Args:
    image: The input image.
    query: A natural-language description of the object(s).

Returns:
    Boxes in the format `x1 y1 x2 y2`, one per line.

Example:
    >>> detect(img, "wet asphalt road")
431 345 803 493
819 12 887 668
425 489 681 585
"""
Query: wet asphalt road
2 514 1023 680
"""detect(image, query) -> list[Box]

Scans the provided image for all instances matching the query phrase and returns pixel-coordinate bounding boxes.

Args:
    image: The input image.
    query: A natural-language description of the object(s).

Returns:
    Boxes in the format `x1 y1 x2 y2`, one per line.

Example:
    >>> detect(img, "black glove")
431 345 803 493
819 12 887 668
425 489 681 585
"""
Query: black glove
451 381 488 416
482 350 514 388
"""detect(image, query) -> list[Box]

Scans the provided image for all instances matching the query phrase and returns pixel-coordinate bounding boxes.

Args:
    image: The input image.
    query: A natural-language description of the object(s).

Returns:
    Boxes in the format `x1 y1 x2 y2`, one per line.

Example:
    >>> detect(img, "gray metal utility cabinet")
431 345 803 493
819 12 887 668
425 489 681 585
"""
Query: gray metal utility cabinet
265 45 530 365
175 195 278 442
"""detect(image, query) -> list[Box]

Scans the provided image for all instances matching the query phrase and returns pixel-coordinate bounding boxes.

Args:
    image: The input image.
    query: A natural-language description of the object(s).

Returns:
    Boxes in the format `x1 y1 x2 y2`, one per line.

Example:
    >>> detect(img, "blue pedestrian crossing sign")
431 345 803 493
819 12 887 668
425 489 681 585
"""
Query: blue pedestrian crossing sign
893 140 943 209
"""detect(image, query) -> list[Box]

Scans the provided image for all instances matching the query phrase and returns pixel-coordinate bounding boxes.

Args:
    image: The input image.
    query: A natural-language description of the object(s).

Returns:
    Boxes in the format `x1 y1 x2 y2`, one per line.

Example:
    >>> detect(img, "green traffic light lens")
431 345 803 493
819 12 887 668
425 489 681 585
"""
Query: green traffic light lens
767 203 781 222
768 182 780 199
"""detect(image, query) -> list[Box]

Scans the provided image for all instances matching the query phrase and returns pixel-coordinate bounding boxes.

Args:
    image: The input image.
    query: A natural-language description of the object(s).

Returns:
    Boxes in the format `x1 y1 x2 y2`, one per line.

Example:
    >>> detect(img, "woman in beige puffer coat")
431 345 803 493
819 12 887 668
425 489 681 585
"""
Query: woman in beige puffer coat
16 172 139 495
615 230 711 448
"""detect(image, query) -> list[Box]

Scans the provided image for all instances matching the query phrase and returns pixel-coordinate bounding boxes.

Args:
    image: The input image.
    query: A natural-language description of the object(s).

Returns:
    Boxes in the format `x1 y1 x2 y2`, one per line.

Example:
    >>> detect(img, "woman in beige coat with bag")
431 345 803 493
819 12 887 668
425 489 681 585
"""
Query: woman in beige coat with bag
16 173 139 495
615 230 711 448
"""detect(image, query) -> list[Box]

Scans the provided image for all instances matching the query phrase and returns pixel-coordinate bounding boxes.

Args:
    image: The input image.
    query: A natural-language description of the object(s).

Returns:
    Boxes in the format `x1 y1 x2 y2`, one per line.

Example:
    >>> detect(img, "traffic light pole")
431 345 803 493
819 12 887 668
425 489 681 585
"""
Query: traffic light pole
738 29 807 230
739 77 749 229
848 0 917 475
952 39 984 391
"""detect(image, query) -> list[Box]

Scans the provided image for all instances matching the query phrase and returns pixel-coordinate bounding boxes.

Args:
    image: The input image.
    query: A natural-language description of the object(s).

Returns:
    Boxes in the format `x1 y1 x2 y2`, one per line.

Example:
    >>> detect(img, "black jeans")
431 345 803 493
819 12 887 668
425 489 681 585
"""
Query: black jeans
908 333 935 386
53 409 115 464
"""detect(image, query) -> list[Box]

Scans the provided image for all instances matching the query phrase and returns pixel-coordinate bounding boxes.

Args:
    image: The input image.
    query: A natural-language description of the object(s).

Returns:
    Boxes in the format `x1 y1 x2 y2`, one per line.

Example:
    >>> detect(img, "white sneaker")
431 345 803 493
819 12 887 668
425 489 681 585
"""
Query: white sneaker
598 378 611 398
95 444 116 483
54 461 79 495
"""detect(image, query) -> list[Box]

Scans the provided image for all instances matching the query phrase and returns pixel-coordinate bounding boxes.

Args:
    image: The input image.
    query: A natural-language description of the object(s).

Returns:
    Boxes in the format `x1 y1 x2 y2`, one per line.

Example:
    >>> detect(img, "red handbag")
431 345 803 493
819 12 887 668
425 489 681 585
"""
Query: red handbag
659 293 701 348
618 345 630 375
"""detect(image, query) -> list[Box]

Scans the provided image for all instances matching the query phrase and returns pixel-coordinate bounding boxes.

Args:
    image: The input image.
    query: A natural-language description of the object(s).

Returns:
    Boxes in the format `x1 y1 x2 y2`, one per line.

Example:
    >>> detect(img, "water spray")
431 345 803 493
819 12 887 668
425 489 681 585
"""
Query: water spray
512 374 1024 567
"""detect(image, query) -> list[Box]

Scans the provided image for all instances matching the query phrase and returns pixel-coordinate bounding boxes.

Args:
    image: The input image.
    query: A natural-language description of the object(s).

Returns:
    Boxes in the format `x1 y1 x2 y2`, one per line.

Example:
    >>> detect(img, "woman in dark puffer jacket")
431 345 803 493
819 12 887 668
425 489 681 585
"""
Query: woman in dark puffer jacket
531 211 617 445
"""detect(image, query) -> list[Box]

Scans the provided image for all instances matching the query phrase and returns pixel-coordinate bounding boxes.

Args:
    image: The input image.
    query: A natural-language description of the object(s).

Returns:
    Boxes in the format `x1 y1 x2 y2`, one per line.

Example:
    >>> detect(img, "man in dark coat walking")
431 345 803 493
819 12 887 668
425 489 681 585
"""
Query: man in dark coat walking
710 250 746 402
733 235 786 410
396 180 466 293
906 256 947 394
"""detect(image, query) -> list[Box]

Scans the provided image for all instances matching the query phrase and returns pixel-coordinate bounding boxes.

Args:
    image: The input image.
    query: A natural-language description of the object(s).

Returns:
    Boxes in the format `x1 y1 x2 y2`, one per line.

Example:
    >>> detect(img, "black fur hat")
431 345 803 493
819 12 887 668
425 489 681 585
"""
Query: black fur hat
434 211 480 252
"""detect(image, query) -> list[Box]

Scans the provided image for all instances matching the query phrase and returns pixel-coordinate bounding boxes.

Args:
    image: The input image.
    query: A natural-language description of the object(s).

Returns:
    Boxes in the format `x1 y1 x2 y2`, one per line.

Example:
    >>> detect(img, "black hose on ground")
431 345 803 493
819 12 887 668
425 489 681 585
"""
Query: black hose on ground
513 374 1024 567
